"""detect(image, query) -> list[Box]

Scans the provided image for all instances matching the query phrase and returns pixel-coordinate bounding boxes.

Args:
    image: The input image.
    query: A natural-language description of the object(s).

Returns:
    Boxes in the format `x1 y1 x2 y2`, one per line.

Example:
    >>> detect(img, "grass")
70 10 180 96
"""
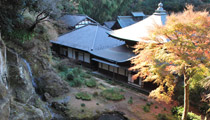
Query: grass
100 88 125 101
75 92 92 101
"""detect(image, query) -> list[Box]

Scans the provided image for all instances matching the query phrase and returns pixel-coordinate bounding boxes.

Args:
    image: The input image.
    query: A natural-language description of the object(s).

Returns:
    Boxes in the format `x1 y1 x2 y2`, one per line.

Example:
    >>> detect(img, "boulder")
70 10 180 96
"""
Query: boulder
37 71 70 97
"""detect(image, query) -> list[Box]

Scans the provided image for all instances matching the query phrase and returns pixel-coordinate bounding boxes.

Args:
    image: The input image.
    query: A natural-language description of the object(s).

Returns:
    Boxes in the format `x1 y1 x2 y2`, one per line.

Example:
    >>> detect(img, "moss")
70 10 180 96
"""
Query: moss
75 92 92 101
85 78 97 88
100 88 125 101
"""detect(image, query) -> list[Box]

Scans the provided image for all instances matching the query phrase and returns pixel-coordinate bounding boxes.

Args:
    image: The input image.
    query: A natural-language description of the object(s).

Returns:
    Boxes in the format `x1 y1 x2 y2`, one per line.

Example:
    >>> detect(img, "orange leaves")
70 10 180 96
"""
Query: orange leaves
130 5 210 104
205 50 210 59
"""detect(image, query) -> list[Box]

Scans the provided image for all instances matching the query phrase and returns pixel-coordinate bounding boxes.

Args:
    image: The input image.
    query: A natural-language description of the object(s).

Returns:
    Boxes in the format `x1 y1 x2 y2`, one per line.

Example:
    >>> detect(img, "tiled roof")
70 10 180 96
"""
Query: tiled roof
109 3 168 43
117 16 136 28
59 14 97 27
103 21 115 29
131 12 145 17
91 44 135 63
51 24 125 52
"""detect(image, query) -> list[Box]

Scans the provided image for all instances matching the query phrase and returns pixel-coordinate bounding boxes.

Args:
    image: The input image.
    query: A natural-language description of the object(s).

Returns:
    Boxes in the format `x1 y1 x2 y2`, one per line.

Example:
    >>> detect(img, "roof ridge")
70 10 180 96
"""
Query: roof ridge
90 25 99 51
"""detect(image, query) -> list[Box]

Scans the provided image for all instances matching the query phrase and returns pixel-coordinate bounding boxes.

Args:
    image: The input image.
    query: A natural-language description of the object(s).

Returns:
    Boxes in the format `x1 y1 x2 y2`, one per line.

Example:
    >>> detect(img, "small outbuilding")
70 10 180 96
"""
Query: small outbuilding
58 14 98 30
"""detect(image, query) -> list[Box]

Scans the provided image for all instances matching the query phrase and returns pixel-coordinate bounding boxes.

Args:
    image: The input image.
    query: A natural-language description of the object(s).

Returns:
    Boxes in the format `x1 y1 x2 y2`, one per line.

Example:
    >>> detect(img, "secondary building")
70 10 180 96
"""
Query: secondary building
59 14 98 30
111 12 146 30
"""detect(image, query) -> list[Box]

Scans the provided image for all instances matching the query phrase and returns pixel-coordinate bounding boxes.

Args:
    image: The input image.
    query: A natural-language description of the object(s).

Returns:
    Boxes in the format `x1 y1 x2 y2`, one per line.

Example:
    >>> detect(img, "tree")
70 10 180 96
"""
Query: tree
76 0 141 23
28 0 62 31
0 0 36 33
139 0 203 15
130 6 210 120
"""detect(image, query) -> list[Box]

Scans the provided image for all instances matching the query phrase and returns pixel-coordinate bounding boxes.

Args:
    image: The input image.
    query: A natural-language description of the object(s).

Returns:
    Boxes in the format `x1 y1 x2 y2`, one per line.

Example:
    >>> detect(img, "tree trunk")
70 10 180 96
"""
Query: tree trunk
182 75 190 120
28 22 37 32
205 109 210 120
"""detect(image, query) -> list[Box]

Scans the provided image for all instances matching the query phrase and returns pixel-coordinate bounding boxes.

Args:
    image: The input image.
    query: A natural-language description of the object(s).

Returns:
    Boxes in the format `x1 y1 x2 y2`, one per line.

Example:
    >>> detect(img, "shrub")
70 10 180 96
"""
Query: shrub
155 106 158 109
164 107 167 111
157 114 168 120
81 103 85 107
85 78 97 88
82 73 91 79
57 64 68 72
8 29 35 43
75 92 92 101
67 72 74 81
171 106 201 120
93 92 98 97
143 105 150 112
146 102 151 107
96 103 99 105
128 97 133 105
70 77 85 87
100 88 125 101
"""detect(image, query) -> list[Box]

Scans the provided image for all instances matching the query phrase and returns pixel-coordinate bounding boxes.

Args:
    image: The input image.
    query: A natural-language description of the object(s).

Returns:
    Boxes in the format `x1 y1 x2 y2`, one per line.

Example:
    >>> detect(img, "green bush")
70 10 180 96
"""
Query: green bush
155 106 158 109
146 102 151 107
157 114 168 120
100 88 125 101
85 78 97 88
8 29 35 42
93 91 99 97
82 73 91 79
63 67 87 87
171 106 201 120
75 92 92 101
81 103 86 107
67 72 74 81
69 77 85 87
57 64 68 72
143 105 150 112
128 97 133 105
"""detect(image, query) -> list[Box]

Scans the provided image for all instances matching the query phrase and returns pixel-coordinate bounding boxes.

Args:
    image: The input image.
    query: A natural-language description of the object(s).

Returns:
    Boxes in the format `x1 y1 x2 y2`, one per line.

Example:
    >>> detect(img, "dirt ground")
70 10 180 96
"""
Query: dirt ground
61 75 176 120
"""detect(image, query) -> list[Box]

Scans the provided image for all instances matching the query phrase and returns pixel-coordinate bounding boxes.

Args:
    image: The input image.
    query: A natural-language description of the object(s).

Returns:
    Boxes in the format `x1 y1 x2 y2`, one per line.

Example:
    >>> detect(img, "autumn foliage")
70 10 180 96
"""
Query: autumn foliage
130 5 210 105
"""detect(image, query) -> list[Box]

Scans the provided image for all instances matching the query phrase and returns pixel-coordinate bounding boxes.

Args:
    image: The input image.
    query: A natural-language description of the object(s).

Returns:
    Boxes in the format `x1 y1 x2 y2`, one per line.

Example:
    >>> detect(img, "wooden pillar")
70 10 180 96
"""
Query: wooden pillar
139 77 144 88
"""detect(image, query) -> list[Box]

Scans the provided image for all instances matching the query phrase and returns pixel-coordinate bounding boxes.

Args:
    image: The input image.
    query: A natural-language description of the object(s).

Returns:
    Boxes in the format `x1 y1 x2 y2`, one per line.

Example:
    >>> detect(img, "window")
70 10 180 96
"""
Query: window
114 67 118 73
125 70 128 76
102 63 108 70
109 66 114 72
119 68 125 76
84 53 90 63
99 63 101 68
78 52 84 61
68 48 73 58
60 47 67 56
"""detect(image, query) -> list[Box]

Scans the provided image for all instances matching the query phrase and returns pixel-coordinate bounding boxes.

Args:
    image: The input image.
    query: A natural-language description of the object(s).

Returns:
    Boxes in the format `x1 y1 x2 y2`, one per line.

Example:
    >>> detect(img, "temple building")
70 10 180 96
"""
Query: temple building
51 2 167 91
96 2 167 89
51 24 124 65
